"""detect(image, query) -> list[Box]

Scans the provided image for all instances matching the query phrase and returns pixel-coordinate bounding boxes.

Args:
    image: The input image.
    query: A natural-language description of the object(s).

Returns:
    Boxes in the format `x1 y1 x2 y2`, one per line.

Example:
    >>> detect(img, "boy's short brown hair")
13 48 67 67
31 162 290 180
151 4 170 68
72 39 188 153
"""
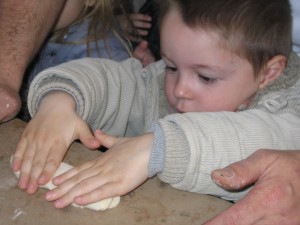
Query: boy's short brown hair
160 0 292 77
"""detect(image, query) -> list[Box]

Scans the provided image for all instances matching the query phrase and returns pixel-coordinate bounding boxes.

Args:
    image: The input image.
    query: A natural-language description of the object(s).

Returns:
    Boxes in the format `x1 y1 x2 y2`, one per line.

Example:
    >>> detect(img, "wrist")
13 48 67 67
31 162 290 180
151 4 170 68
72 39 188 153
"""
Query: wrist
39 91 76 113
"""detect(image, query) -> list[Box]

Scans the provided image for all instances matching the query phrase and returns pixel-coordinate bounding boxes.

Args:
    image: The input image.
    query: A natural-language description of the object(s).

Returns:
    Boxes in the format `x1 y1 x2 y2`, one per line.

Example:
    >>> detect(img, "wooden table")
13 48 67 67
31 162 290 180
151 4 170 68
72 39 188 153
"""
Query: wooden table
0 119 232 225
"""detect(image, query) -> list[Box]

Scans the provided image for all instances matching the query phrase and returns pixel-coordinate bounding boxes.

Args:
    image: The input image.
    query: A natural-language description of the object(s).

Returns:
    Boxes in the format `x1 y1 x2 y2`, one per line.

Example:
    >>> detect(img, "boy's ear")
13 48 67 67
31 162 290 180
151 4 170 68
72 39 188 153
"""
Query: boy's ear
259 55 287 89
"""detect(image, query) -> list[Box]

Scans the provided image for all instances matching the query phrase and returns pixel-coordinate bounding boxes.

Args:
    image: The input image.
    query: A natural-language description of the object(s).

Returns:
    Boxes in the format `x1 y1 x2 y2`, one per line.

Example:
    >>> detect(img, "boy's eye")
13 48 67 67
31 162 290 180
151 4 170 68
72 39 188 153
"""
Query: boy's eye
198 74 217 84
165 65 178 73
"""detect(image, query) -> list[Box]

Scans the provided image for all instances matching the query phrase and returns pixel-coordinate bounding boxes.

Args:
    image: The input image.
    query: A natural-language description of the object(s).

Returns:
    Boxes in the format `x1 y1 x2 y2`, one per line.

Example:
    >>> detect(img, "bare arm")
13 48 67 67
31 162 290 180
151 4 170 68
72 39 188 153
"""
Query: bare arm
0 0 66 122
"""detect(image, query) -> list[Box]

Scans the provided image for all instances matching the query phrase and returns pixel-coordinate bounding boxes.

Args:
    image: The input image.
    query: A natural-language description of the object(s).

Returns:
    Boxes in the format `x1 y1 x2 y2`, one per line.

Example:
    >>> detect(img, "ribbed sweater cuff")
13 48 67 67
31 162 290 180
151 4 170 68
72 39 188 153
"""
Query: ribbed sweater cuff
157 120 189 184
28 74 85 118
148 122 166 178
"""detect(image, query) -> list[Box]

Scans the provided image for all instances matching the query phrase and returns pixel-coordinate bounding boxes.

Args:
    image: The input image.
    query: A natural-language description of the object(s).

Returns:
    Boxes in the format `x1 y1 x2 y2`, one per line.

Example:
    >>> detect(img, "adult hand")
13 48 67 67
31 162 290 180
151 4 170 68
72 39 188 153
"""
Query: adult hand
45 131 153 209
11 91 100 194
204 149 300 225
0 82 21 122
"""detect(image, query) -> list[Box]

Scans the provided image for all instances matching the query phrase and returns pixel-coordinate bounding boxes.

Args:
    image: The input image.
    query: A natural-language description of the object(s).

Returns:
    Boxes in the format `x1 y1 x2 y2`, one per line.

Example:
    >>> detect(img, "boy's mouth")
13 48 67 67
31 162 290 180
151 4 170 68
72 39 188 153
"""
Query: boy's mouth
169 105 185 114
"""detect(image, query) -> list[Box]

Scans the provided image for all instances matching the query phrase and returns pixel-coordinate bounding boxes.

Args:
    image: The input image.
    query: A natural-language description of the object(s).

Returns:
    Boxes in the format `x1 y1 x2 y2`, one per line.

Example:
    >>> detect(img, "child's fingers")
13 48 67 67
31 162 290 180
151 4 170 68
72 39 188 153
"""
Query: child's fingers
17 143 38 190
74 182 118 206
137 29 149 36
93 130 119 149
26 156 47 194
130 14 152 30
130 13 152 22
52 160 95 186
133 21 152 30
11 137 28 172
52 178 99 208
47 161 100 201
50 170 107 208
37 145 66 185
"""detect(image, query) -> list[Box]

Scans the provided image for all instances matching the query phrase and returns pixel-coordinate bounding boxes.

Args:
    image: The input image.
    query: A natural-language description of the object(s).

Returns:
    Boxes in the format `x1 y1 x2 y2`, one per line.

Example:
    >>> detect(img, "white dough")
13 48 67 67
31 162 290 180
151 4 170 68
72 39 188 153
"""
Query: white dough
10 156 120 211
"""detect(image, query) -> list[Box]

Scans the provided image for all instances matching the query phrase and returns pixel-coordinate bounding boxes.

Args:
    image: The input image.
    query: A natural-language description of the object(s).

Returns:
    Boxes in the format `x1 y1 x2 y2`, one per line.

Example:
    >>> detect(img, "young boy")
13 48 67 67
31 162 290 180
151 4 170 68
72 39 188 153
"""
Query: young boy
12 0 300 208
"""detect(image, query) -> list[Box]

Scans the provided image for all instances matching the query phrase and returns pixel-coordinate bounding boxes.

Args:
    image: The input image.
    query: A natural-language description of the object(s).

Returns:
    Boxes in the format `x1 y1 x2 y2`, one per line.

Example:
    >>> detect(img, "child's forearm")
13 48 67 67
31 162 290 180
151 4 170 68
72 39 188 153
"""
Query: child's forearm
154 108 300 201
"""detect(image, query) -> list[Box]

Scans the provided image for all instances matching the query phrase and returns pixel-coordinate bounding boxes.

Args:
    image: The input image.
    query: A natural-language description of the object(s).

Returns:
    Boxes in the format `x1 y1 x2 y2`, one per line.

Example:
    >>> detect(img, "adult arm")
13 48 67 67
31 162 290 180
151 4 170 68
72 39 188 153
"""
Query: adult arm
204 149 300 225
0 0 66 122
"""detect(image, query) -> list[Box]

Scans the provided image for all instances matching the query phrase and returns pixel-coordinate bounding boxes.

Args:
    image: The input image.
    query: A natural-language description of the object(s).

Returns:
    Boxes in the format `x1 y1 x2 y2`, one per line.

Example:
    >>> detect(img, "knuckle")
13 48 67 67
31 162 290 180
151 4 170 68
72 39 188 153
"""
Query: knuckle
78 180 88 189
72 175 82 184
261 184 291 208
45 158 60 168
222 216 239 225
32 160 44 169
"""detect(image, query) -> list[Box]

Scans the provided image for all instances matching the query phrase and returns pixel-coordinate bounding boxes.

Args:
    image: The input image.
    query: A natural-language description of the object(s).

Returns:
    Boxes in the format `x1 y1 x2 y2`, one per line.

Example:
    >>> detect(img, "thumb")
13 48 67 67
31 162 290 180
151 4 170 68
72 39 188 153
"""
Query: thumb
93 129 119 149
211 150 270 190
138 40 149 50
133 40 148 58
77 123 101 150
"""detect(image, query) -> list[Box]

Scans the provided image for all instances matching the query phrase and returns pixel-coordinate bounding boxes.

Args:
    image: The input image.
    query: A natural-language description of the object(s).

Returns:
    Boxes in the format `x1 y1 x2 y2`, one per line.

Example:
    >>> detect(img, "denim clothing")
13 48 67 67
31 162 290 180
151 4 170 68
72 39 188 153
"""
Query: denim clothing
18 18 130 122
27 19 130 82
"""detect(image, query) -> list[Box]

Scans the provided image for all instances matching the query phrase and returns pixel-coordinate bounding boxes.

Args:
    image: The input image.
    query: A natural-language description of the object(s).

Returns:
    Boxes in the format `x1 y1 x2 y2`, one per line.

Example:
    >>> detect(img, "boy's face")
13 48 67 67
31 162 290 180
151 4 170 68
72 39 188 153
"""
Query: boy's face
161 9 262 113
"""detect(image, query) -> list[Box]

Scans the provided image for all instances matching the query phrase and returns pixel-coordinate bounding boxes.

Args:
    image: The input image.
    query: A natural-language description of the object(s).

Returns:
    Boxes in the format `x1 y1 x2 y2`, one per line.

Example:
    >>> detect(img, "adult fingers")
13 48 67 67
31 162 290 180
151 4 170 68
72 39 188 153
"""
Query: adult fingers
211 149 273 190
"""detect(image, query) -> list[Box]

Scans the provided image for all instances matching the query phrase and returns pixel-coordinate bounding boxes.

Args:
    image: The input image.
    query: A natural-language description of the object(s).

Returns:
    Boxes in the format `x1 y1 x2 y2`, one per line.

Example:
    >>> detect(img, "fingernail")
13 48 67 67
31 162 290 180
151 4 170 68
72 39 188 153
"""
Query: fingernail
94 130 101 135
27 184 36 194
213 168 234 179
18 178 27 189
55 199 64 208
38 175 46 184
11 162 18 171
52 177 59 185
46 192 54 201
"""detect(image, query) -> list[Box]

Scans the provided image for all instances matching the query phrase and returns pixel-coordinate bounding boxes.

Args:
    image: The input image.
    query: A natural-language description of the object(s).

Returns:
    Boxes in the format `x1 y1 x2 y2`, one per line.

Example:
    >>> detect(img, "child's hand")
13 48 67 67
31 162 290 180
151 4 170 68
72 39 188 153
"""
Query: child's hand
129 13 152 37
118 13 152 42
45 131 153 209
133 40 156 67
11 91 100 194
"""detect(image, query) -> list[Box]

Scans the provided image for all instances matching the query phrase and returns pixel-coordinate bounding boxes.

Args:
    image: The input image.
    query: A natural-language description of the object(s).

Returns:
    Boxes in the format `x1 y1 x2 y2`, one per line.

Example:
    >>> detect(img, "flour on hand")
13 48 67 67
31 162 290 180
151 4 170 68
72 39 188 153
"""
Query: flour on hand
10 156 120 211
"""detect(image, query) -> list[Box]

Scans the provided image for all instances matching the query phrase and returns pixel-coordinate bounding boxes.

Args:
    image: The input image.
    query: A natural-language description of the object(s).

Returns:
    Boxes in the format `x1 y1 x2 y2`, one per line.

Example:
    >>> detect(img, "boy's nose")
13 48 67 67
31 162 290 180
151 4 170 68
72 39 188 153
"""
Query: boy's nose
173 77 191 99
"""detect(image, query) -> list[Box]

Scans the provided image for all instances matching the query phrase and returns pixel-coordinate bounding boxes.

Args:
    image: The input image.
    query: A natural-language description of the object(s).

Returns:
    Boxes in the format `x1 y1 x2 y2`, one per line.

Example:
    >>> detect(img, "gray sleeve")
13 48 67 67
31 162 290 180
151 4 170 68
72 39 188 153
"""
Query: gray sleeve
28 57 158 137
155 98 300 201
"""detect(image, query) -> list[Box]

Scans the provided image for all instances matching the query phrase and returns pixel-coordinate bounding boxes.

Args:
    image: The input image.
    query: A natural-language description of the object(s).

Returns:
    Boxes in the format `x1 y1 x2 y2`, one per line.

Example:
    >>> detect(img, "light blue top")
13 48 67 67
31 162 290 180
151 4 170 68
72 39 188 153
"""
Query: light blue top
27 19 130 82
291 0 300 57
